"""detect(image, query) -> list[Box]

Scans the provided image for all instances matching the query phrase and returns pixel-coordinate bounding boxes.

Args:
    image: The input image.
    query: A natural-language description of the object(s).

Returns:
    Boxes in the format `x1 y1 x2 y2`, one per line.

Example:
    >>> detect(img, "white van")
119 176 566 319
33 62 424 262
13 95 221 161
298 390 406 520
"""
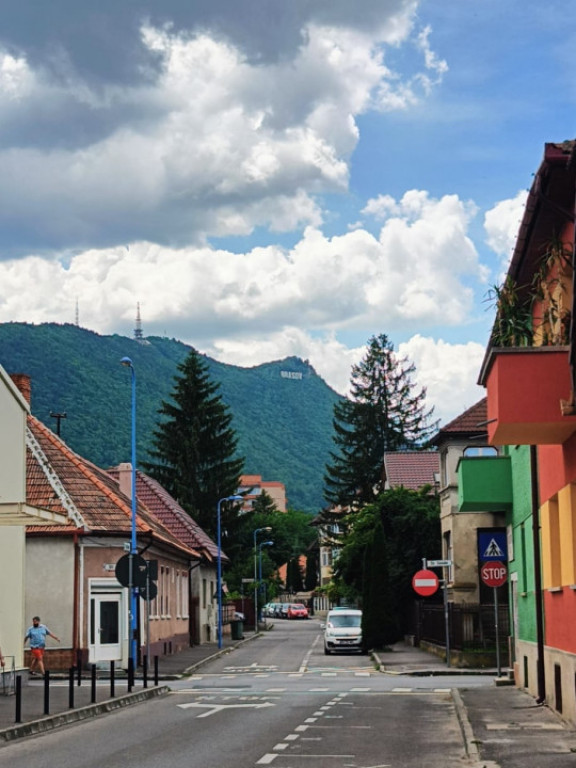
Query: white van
323 608 363 654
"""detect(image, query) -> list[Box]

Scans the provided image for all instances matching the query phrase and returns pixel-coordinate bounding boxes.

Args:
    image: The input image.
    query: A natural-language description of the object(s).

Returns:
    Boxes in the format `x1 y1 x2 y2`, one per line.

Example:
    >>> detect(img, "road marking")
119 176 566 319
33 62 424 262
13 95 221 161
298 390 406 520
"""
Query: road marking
177 701 275 717
350 687 371 692
355 671 371 676
309 687 330 691
284 734 299 741
299 634 322 672
304 717 318 723
321 672 337 677
392 687 413 692
273 743 288 751
295 725 309 732
288 673 303 678
266 688 286 692
256 754 277 764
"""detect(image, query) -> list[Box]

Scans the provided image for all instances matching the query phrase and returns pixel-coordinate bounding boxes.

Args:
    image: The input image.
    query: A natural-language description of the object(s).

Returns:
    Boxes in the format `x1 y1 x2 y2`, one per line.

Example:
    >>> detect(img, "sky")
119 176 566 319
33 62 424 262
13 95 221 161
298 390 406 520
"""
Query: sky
0 0 575 426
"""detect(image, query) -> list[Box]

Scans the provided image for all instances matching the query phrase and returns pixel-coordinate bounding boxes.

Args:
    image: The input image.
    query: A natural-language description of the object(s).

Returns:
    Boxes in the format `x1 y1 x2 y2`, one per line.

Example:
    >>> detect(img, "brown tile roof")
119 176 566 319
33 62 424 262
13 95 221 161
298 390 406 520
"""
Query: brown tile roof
383 451 439 491
435 398 487 438
125 470 221 562
26 416 199 557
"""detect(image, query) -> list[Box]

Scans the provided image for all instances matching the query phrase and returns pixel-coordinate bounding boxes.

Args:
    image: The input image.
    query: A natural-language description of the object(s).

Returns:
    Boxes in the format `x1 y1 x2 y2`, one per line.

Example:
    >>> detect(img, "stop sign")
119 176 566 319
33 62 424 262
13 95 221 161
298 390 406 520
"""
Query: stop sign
480 560 507 588
412 569 439 597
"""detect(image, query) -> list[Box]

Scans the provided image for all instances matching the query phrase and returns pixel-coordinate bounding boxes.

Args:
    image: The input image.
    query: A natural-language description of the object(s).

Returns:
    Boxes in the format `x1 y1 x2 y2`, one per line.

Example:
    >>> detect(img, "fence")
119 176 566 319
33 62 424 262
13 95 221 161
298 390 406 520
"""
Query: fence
416 602 510 653
0 657 15 696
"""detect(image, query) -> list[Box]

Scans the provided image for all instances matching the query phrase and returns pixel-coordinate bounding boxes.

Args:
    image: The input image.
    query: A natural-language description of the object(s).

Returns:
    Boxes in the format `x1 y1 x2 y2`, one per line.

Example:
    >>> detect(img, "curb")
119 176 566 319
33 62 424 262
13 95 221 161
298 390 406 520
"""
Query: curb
451 688 482 764
0 686 170 743
371 650 500 677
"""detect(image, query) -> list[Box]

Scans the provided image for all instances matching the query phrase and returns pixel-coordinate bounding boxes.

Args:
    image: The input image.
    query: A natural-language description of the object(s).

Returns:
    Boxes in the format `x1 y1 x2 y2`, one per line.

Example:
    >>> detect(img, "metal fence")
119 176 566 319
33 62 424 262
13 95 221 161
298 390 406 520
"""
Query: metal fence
416 602 510 652
0 657 16 696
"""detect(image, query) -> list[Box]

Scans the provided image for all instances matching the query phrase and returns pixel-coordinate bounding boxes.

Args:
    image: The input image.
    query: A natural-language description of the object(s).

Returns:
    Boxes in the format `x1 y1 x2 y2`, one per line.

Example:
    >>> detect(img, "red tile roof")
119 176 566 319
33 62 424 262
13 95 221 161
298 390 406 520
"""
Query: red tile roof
26 416 199 557
383 451 439 491
129 470 220 562
436 398 487 437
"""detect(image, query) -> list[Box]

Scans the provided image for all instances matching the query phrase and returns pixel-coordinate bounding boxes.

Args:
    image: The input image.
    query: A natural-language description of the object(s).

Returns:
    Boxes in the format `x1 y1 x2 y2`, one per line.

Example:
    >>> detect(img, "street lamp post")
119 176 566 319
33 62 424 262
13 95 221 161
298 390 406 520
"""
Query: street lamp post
120 357 137 670
253 527 272 629
217 495 243 649
258 540 274 621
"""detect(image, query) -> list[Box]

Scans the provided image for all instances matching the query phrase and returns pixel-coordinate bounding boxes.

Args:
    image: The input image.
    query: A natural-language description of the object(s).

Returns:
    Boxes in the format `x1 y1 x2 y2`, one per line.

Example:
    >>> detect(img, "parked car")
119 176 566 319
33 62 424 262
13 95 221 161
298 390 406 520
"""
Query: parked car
323 608 363 654
280 603 290 619
272 603 284 618
286 603 309 619
262 603 275 618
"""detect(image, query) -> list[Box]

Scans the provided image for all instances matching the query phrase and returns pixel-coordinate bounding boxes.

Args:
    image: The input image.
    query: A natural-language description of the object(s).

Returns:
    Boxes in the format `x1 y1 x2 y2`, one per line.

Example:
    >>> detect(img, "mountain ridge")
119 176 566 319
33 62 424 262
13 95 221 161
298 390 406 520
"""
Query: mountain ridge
0 322 342 512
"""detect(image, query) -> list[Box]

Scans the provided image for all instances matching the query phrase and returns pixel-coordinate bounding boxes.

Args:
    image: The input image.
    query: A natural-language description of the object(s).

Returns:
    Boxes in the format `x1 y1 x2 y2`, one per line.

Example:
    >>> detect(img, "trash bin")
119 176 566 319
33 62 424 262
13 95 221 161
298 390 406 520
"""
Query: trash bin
231 620 244 640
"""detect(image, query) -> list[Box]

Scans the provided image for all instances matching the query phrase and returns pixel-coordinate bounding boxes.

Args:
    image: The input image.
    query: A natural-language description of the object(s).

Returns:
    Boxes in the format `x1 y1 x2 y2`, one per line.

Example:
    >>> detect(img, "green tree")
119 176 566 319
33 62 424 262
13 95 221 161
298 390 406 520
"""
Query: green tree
334 487 441 644
324 334 438 507
143 349 244 538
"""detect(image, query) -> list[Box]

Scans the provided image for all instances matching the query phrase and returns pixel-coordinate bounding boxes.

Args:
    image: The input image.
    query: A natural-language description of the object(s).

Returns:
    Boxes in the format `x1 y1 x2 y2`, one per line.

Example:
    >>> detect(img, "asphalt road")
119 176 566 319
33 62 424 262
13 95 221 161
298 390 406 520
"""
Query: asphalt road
0 619 493 768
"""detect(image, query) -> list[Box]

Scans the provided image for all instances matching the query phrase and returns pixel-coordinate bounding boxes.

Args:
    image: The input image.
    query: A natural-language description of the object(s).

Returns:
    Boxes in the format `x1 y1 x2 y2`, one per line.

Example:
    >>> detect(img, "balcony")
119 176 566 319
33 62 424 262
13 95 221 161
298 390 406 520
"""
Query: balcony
457 455 513 512
479 346 576 445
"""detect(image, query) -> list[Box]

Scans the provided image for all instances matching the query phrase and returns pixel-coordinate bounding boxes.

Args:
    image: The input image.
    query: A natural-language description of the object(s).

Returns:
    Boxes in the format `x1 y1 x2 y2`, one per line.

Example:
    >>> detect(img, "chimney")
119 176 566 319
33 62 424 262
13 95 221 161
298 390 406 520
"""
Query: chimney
117 462 133 500
10 373 31 405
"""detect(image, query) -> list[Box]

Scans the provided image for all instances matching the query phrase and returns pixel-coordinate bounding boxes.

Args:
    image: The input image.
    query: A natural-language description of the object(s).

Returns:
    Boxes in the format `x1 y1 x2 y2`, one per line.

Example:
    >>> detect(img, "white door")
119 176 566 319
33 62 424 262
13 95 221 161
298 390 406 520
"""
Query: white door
90 592 122 662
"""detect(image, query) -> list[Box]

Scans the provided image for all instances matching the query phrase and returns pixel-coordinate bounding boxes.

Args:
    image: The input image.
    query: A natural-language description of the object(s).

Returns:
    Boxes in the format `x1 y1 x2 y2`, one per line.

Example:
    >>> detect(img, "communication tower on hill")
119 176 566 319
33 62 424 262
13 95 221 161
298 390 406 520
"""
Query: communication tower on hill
134 302 150 345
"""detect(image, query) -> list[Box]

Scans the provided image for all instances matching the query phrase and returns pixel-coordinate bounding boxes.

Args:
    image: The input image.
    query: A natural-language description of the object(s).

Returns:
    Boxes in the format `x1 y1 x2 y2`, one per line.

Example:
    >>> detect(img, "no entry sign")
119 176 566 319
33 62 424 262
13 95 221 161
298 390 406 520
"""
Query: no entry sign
480 560 507 588
412 569 439 597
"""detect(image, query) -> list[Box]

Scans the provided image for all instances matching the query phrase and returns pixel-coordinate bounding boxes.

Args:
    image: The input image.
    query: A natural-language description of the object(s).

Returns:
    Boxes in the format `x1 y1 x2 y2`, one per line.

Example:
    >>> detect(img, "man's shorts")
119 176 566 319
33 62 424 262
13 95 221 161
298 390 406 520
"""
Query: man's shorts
31 648 44 659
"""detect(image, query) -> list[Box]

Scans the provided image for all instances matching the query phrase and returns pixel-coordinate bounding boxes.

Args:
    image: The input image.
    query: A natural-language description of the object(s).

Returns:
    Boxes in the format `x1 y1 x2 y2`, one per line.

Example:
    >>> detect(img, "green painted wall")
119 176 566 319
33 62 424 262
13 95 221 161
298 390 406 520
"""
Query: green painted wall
506 444 539 643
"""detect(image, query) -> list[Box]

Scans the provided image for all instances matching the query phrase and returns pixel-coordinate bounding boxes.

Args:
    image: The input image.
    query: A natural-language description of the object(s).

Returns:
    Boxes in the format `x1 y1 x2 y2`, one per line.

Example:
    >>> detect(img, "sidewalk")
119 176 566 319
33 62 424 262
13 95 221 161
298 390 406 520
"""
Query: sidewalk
376 642 576 767
0 631 258 742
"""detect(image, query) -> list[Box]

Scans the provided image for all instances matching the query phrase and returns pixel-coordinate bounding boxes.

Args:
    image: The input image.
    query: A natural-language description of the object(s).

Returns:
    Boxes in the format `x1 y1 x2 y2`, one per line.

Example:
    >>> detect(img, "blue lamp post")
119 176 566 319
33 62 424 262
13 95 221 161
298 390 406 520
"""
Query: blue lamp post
258 540 274 620
217 495 243 648
253 526 272 629
120 356 137 670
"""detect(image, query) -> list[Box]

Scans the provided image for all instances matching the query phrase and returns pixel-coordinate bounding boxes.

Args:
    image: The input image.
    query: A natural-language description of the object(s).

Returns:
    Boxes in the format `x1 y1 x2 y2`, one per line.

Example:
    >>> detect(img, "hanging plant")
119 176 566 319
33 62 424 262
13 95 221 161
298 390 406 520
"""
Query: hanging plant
531 236 573 346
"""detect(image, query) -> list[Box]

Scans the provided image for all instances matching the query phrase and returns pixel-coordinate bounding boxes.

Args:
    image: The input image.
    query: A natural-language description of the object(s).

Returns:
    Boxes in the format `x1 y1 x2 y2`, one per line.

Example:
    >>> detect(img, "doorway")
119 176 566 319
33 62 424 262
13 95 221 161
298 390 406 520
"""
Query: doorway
90 592 122 662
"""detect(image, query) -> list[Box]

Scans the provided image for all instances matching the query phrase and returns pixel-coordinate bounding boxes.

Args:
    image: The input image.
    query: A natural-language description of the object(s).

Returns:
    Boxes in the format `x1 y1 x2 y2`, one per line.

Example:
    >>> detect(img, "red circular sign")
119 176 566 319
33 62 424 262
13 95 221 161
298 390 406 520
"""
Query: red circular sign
412 569 439 596
480 560 507 588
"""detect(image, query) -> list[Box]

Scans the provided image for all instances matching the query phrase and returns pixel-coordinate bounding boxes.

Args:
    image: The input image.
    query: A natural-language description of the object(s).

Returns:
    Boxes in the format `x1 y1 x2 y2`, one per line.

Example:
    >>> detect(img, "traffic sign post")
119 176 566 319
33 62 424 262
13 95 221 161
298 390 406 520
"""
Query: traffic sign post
413 562 451 668
480 560 508 676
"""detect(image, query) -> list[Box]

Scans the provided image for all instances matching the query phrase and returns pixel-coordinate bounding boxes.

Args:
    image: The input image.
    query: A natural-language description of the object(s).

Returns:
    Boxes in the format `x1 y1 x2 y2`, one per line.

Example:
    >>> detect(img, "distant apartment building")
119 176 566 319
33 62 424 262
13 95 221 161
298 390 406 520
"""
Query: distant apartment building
238 474 287 512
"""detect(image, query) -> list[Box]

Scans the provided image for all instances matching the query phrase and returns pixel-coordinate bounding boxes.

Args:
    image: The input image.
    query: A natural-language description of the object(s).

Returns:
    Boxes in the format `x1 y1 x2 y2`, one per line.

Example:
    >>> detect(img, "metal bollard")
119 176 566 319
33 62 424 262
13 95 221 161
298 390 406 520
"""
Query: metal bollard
154 655 159 687
77 650 82 686
44 670 50 715
91 664 97 704
15 675 22 723
68 667 75 709
143 655 148 689
127 657 134 693
110 660 115 698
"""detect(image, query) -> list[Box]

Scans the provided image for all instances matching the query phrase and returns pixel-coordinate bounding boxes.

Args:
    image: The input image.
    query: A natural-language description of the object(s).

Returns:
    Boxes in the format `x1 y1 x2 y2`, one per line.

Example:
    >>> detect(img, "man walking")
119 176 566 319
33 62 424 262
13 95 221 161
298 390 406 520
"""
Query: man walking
24 616 60 676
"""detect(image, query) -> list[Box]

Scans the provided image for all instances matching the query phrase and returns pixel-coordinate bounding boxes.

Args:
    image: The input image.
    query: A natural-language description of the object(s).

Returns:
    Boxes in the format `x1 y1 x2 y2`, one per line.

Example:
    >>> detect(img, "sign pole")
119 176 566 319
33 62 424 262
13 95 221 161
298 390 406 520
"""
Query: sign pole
494 586 501 677
442 571 450 668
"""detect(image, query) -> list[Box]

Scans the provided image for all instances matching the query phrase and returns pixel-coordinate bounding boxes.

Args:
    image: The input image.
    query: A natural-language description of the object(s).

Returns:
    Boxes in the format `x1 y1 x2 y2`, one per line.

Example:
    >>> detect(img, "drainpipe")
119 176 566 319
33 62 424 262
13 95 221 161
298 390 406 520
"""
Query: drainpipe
530 445 546 703
73 531 80 664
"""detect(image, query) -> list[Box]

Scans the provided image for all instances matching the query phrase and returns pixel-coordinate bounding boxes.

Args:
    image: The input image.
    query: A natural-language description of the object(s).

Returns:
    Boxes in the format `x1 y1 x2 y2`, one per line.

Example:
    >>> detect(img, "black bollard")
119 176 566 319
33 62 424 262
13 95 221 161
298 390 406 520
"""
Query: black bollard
68 667 75 709
91 664 97 704
77 651 82 686
143 655 148 689
44 670 50 715
127 657 134 693
154 655 159 687
110 660 115 698
15 675 22 723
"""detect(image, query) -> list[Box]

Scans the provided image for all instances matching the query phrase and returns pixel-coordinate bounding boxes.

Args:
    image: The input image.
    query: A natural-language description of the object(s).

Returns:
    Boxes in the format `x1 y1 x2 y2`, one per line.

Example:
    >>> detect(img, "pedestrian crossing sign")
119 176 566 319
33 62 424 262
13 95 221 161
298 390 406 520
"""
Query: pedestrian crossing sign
478 530 507 562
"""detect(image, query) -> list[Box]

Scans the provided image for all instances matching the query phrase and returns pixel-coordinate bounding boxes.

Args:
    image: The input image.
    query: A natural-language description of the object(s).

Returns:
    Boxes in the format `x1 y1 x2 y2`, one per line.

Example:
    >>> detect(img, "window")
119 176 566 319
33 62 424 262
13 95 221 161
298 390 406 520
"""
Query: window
463 445 498 457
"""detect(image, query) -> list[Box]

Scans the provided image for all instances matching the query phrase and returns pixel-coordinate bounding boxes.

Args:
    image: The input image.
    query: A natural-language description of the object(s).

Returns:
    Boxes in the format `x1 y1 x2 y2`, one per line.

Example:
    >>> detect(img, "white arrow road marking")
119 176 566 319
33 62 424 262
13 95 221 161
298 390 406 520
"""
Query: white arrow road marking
177 701 275 717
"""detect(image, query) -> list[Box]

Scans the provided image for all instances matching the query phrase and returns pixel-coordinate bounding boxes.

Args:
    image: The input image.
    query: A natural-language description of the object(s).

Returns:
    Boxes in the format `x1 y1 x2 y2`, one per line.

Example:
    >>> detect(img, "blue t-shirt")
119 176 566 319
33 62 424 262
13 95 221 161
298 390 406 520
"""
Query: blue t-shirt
25 625 50 649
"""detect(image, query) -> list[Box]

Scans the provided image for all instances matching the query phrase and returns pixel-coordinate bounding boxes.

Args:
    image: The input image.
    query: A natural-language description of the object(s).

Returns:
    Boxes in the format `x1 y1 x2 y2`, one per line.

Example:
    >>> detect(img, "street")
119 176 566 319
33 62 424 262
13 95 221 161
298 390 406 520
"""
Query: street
0 619 492 767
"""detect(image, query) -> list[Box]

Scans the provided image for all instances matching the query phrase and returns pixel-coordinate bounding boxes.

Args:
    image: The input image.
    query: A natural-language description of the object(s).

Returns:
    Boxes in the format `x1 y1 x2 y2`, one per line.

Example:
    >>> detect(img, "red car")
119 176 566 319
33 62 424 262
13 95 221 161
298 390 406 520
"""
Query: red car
287 603 309 619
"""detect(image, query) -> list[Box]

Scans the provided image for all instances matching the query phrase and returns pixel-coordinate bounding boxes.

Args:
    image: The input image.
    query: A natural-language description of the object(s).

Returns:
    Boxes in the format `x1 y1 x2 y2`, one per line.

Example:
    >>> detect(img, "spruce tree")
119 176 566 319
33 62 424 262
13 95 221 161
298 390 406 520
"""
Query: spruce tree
144 349 244 538
324 333 437 507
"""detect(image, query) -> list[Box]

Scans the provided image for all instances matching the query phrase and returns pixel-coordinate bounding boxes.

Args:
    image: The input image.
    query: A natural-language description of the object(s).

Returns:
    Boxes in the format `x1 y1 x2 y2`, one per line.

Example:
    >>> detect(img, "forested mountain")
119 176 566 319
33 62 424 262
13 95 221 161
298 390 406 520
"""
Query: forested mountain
0 322 341 512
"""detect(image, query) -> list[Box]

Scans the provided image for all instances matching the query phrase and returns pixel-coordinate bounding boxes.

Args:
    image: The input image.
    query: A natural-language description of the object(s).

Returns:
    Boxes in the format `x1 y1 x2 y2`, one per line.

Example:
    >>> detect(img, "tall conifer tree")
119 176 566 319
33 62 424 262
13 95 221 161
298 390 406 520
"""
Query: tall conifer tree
324 334 437 506
144 349 244 537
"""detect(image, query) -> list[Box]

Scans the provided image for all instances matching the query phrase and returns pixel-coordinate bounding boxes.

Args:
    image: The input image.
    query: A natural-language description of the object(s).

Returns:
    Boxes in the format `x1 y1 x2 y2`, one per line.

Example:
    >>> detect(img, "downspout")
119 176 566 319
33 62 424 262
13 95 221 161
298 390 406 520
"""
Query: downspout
189 560 202 646
530 445 546 704
73 531 80 663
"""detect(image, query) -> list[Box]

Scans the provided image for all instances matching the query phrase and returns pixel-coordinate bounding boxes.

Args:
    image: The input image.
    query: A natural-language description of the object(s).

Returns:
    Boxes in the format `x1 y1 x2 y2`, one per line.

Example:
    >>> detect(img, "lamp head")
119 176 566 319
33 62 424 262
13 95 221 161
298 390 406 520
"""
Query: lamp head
262 540 274 547
121 356 133 368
